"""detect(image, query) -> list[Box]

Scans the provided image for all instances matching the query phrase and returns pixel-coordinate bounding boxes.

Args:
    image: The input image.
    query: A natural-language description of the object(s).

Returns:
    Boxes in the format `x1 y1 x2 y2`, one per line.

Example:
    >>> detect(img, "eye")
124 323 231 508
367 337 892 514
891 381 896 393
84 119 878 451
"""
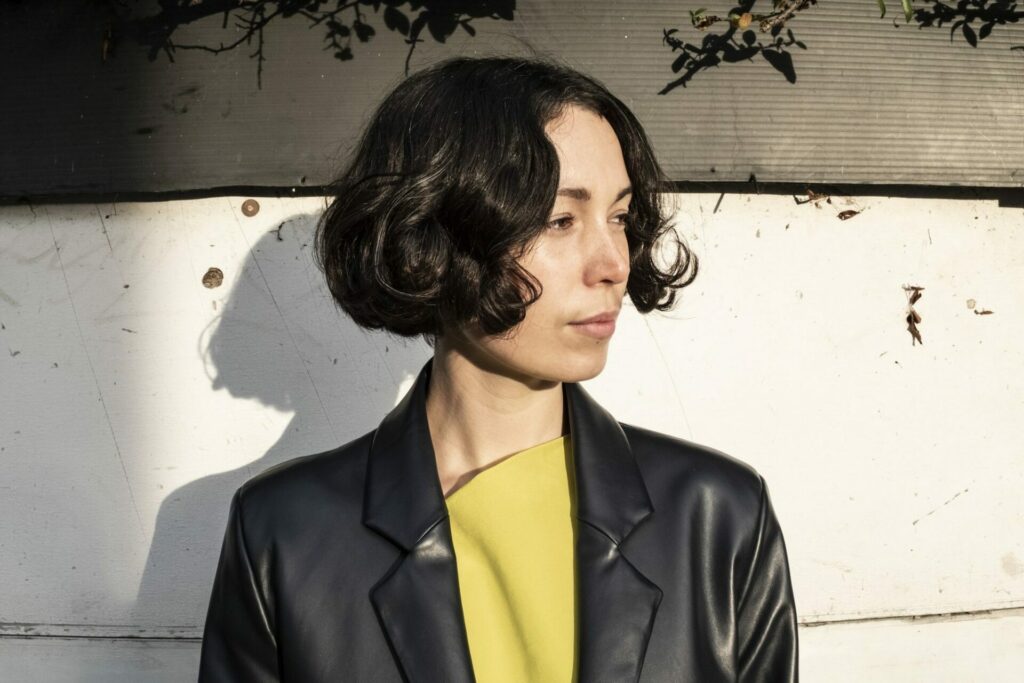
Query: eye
611 212 630 229
547 214 575 231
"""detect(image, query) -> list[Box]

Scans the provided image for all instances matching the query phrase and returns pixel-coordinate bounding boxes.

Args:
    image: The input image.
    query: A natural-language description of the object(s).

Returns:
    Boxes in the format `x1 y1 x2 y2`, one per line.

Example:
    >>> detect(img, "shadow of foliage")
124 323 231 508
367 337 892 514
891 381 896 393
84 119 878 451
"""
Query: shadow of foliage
661 0 1022 95
911 0 1022 47
101 0 516 89
660 1 808 95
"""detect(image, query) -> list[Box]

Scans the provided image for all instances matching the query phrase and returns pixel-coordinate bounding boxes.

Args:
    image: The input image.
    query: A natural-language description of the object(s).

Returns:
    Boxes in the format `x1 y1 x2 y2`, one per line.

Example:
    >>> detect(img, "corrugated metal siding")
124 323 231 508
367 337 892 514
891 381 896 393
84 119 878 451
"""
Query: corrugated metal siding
2 1 1021 197
641 1 1024 187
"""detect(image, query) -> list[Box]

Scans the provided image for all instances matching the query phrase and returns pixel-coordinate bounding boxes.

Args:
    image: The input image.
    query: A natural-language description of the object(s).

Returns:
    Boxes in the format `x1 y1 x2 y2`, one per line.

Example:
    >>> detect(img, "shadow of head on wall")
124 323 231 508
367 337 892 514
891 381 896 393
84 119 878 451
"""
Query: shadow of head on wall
133 211 430 630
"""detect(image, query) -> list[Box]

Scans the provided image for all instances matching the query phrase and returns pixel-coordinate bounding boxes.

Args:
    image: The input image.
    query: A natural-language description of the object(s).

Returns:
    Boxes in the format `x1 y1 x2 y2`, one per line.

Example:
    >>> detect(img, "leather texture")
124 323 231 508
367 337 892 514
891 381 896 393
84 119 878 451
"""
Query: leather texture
199 358 799 682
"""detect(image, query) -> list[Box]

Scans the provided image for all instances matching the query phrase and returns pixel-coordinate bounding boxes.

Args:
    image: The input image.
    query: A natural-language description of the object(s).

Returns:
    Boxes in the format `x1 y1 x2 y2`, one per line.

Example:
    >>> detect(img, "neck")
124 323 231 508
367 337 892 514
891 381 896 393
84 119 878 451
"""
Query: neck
426 340 567 497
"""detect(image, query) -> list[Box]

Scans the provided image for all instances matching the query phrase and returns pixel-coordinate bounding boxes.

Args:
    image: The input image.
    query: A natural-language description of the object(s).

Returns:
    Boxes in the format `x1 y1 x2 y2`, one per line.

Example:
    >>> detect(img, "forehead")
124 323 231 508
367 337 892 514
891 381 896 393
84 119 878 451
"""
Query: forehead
545 105 629 188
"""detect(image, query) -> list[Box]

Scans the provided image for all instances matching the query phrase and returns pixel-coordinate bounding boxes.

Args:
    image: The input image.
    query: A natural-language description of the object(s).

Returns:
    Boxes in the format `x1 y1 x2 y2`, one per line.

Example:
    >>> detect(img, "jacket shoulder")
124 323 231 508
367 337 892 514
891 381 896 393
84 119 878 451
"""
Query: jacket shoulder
620 422 767 512
232 429 376 536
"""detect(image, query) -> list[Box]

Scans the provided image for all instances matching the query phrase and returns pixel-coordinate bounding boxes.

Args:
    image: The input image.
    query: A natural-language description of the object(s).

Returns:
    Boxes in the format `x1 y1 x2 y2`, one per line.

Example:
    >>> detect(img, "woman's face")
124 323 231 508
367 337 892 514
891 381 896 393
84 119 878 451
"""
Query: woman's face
445 104 633 385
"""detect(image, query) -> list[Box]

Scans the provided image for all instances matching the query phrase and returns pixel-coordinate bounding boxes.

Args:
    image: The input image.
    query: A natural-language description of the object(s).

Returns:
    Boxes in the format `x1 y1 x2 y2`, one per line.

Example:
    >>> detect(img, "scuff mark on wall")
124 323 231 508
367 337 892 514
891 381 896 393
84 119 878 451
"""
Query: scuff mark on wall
95 206 114 254
794 188 864 220
903 284 925 345
913 488 969 526
1001 553 1024 577
201 268 224 289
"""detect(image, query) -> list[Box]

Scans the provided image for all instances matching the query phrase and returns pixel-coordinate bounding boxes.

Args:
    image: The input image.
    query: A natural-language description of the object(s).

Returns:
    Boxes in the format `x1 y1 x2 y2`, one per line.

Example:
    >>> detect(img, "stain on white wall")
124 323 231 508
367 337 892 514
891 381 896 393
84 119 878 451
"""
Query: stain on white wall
1 193 1022 678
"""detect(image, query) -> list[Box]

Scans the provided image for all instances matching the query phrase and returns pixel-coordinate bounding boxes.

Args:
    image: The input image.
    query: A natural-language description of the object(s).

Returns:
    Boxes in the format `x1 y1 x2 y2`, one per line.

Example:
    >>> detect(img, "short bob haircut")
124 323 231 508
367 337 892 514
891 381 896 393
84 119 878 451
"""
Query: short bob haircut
315 56 698 345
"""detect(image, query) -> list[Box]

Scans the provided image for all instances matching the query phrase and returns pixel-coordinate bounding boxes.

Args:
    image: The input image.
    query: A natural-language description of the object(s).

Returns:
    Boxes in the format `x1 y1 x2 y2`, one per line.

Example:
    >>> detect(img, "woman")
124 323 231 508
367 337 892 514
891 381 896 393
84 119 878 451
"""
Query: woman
199 56 798 682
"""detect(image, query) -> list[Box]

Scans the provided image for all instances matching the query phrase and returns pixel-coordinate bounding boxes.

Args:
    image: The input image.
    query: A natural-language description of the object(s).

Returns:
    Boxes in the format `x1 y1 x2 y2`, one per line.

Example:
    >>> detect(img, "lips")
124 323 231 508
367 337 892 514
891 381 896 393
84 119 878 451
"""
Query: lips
570 309 620 325
569 309 620 340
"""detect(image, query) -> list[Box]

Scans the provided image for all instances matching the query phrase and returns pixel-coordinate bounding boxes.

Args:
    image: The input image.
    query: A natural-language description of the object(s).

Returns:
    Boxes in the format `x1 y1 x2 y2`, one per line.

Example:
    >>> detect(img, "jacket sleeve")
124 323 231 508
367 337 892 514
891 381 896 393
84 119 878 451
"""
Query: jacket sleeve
198 487 281 682
736 476 799 682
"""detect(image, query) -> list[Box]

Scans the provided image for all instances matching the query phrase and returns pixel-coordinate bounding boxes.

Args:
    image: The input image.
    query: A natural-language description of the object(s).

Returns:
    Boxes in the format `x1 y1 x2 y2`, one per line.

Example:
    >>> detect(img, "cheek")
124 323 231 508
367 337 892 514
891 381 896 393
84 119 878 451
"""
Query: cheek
519 289 564 335
517 256 567 323
530 267 574 325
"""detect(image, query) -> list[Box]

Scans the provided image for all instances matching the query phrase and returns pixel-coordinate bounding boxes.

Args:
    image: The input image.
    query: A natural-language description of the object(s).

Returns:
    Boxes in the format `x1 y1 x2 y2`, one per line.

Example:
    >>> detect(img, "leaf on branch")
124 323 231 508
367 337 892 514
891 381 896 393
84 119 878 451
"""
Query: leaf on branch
901 0 913 23
721 43 757 63
409 13 428 41
426 12 458 43
671 52 690 73
327 20 350 37
762 48 796 83
354 20 375 42
962 22 977 47
383 6 410 35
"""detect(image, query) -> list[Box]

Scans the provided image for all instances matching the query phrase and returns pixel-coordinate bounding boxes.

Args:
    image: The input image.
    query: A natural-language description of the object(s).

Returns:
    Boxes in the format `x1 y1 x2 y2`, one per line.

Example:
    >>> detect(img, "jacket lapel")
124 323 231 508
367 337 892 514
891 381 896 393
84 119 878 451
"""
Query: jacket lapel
363 358 475 683
362 357 662 683
566 379 663 682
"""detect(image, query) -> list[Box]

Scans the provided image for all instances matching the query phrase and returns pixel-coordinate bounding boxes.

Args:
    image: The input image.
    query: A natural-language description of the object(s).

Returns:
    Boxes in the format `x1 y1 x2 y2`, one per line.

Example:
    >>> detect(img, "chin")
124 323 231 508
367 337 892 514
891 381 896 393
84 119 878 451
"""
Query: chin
548 349 611 384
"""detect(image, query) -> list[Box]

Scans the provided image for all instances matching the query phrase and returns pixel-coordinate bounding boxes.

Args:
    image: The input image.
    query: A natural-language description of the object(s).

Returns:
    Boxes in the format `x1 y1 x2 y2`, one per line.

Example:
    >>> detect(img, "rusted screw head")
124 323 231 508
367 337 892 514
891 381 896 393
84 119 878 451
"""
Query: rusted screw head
202 267 225 289
241 199 260 217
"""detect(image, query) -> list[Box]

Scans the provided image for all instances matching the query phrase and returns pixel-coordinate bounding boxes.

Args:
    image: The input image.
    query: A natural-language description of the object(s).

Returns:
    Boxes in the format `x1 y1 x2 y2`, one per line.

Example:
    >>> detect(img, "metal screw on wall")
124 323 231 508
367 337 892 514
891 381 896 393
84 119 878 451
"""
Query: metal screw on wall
241 199 260 217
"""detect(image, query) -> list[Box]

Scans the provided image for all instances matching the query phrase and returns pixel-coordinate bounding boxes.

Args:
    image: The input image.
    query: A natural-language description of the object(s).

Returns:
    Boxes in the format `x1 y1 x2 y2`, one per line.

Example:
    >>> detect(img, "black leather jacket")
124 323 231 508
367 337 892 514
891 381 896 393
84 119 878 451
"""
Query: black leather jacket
199 358 798 682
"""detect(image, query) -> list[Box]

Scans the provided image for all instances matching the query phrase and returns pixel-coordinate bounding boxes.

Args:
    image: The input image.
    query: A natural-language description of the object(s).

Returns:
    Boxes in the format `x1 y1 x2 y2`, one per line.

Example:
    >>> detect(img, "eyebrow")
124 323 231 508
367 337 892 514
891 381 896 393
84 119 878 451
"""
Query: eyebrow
556 185 633 203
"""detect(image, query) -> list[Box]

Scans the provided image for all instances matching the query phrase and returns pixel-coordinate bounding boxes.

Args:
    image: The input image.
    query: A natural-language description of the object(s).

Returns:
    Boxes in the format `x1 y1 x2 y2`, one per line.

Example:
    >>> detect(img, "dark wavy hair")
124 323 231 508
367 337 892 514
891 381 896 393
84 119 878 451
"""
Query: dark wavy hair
315 56 698 346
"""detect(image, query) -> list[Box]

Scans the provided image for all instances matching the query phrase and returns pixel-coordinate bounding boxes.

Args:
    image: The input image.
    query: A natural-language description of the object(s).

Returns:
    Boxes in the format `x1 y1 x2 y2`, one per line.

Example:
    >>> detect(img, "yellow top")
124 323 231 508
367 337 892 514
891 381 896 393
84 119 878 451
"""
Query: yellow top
445 434 578 683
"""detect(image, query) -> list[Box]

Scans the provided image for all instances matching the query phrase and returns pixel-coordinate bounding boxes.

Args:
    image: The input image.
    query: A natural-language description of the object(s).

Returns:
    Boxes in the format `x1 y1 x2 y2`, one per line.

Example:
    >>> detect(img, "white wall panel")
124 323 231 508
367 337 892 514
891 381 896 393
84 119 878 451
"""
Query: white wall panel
593 191 1024 622
800 610 1024 682
0 637 200 683
3 612 1020 682
2 193 1022 677
0 197 432 636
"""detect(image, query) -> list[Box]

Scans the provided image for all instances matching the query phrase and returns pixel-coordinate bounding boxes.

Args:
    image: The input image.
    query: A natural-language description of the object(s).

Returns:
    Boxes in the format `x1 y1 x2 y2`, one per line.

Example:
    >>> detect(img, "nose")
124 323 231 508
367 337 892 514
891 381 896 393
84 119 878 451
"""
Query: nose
583 216 630 286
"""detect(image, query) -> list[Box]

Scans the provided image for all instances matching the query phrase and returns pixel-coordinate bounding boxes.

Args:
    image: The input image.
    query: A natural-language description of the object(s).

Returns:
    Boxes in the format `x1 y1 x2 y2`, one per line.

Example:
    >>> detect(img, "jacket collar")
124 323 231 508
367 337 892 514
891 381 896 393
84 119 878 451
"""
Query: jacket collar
362 356 449 551
363 356 654 547
363 357 661 682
